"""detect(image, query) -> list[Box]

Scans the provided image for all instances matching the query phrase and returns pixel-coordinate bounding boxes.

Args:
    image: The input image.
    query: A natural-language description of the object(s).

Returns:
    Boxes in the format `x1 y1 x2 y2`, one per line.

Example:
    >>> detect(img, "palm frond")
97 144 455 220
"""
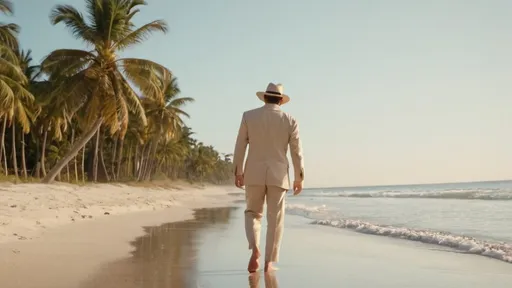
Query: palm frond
120 58 171 101
0 58 28 84
108 70 129 136
117 91 129 138
0 77 15 109
47 70 93 112
128 0 147 10
165 106 191 119
41 49 97 77
117 72 147 126
0 43 17 62
0 75 34 103
82 75 104 128
168 96 195 108
50 5 96 43
15 100 31 133
85 0 134 43
101 92 120 135
0 0 13 15
120 58 171 76
0 23 19 49
113 20 168 51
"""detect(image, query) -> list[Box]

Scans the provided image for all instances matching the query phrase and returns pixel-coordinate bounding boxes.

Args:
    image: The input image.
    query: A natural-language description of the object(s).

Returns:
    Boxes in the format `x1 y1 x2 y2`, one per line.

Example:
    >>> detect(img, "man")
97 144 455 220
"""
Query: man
233 82 305 273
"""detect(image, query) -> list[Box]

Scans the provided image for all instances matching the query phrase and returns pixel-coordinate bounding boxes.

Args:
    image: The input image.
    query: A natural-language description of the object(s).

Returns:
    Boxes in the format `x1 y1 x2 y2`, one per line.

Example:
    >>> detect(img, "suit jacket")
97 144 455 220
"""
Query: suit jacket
233 103 304 190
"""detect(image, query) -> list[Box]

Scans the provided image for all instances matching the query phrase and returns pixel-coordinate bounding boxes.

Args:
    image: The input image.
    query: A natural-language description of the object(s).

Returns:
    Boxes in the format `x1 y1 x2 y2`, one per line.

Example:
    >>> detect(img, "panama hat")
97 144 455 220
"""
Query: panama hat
256 83 290 105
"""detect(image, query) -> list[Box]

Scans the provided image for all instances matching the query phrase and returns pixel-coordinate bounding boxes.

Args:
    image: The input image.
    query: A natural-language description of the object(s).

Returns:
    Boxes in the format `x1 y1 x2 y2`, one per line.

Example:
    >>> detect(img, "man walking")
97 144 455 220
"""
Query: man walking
233 82 305 273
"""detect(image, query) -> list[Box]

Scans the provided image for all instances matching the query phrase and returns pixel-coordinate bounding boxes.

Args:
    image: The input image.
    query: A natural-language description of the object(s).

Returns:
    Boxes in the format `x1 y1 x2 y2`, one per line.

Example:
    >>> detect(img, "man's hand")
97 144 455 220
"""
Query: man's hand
292 180 303 195
235 175 244 189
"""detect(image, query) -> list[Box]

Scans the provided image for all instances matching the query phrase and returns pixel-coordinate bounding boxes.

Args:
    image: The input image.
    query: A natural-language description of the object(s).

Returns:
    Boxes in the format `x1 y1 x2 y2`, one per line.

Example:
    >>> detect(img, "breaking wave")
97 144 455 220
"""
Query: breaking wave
313 189 512 200
285 204 512 264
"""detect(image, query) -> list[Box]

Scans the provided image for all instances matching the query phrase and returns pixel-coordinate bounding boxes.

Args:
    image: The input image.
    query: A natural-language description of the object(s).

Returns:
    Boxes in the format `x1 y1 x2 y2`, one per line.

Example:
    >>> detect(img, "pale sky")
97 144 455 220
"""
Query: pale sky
10 0 512 187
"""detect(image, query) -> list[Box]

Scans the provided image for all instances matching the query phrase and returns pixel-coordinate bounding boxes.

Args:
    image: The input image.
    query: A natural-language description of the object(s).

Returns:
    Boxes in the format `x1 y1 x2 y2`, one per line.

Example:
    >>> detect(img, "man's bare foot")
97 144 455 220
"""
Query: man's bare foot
264 261 274 272
247 252 260 273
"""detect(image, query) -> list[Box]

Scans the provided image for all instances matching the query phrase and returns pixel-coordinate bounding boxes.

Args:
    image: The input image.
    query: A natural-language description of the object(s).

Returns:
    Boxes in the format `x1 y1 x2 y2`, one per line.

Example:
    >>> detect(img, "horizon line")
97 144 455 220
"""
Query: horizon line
307 178 512 190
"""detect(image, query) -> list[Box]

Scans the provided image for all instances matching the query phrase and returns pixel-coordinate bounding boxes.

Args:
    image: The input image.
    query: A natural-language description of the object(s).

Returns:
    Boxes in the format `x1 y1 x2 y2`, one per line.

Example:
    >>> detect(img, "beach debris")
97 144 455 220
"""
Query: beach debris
13 233 27 240
9 204 17 208
104 212 110 215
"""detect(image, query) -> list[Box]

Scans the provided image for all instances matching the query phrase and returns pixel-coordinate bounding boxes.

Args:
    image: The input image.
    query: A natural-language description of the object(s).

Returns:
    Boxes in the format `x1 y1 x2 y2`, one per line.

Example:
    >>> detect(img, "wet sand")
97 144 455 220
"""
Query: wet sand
81 205 512 288
79 207 238 288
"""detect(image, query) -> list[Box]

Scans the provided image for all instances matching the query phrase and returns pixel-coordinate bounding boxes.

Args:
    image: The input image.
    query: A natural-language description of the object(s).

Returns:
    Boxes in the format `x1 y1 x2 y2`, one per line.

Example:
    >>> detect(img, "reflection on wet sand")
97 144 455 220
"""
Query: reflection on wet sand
249 272 279 288
80 207 236 288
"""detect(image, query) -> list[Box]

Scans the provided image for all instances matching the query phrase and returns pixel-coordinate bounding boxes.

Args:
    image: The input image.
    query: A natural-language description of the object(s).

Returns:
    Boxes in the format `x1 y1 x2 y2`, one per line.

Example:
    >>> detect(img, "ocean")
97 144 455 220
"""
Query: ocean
285 180 512 264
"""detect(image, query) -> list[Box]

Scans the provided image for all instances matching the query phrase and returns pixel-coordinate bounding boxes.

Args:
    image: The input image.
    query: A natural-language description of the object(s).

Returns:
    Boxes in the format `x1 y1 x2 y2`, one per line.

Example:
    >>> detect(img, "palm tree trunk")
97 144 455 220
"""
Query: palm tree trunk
137 143 148 180
99 134 110 182
21 133 27 179
34 130 41 178
115 137 124 180
144 138 160 181
42 117 103 183
2 138 6 176
139 142 154 181
81 145 86 183
133 143 139 178
40 124 48 176
0 116 7 176
125 141 132 179
92 128 100 182
11 119 18 179
66 161 70 182
71 128 79 182
111 135 117 181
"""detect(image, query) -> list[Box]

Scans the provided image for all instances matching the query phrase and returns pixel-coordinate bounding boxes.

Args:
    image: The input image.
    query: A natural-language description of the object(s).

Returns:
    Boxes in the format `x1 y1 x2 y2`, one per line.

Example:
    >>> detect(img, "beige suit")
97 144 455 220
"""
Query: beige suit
233 103 304 262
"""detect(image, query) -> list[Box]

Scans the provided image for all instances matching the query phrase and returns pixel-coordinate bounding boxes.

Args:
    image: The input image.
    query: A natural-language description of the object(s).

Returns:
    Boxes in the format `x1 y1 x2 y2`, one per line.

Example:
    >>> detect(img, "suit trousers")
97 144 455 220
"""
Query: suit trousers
244 185 287 262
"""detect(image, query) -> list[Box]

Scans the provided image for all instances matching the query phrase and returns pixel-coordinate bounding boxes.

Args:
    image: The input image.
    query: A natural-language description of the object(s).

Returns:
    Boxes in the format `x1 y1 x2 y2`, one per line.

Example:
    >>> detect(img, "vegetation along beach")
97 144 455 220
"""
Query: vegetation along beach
0 0 233 185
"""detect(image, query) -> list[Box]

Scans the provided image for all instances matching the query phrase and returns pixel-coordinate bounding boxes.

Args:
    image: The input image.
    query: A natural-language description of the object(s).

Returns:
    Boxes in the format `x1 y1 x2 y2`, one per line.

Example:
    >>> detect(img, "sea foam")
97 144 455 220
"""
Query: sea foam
315 189 512 200
285 204 512 264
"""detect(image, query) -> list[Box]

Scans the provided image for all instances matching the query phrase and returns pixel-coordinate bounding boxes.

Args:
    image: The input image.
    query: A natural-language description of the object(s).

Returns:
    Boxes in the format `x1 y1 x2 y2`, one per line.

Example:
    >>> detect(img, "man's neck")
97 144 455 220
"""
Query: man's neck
264 103 281 110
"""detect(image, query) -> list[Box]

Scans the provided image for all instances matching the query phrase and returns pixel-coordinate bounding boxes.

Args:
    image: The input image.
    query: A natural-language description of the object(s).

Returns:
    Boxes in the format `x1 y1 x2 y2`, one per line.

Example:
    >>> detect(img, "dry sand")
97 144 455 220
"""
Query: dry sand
0 182 240 288
0 182 235 243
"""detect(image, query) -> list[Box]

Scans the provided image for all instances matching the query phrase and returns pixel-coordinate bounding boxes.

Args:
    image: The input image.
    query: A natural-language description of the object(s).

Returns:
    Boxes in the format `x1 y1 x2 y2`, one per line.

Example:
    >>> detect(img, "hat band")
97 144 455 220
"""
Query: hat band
265 90 282 96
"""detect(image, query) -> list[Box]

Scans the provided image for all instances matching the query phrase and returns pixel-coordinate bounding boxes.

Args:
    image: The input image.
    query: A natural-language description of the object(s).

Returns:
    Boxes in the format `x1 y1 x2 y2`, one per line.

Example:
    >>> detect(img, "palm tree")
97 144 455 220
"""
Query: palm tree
0 47 34 179
17 49 41 178
139 76 194 180
41 0 170 183
0 8 22 175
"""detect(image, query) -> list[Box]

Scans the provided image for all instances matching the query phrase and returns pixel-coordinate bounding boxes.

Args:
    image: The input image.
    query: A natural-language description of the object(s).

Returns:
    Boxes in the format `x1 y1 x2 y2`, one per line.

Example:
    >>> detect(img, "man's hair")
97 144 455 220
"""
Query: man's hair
264 95 282 104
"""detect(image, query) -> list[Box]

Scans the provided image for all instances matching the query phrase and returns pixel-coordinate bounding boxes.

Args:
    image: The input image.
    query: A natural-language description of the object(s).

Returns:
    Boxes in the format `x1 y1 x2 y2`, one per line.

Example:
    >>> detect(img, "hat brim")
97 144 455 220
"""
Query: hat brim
256 92 290 105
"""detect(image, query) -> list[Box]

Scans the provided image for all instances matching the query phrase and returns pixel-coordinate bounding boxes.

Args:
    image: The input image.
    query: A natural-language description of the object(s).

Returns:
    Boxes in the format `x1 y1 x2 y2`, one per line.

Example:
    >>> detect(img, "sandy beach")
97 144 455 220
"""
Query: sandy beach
0 183 240 288
2 184 512 288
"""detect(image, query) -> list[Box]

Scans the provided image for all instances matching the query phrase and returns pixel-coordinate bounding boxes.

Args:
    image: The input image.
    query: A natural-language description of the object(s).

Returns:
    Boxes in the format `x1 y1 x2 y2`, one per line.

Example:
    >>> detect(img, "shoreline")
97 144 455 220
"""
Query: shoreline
0 183 241 288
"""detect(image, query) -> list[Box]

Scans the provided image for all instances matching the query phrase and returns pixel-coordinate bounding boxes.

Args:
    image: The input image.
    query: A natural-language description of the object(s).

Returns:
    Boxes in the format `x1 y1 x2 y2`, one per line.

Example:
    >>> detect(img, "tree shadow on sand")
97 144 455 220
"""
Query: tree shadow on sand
80 207 237 288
